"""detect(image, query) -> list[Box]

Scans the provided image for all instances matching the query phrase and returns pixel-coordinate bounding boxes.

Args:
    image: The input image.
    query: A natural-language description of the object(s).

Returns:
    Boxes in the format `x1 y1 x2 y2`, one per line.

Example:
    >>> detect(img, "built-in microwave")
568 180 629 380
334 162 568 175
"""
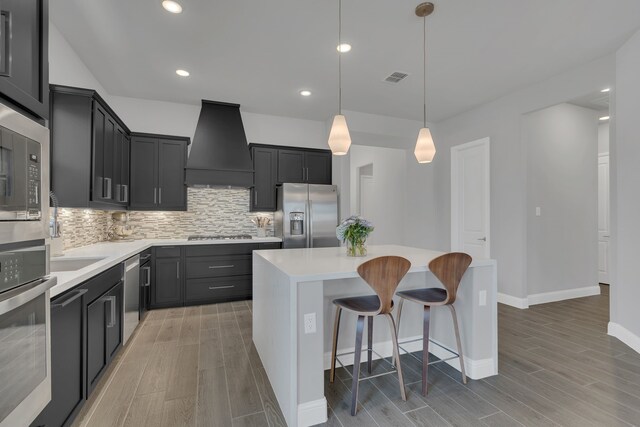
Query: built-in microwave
0 103 49 244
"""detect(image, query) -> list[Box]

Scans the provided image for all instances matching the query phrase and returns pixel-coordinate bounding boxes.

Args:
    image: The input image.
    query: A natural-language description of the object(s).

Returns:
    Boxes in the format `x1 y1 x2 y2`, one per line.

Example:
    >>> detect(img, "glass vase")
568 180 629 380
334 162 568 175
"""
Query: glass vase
346 238 367 257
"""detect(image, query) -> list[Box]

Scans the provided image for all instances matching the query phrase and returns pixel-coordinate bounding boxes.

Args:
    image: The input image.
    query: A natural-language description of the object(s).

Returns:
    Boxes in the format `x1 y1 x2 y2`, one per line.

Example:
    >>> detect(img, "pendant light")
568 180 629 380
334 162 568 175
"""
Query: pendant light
414 2 436 163
328 0 352 155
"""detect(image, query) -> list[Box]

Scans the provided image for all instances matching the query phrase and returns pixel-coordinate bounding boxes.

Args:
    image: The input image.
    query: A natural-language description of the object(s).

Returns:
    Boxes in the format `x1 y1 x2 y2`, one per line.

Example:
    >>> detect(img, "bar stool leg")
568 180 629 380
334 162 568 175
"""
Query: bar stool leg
422 305 431 396
386 314 407 401
367 316 373 374
351 315 365 416
449 304 467 384
396 298 405 336
330 307 342 383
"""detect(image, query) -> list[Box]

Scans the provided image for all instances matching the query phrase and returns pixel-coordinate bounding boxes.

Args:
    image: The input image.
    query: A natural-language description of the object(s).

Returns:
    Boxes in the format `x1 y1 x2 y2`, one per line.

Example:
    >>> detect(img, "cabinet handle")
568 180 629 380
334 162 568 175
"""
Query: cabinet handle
106 295 117 328
176 262 180 279
142 266 151 287
254 190 258 206
140 254 151 260
208 265 234 269
104 177 112 199
121 184 128 203
51 289 88 308
159 187 162 205
306 168 309 181
0 11 11 77
208 285 235 290
154 187 157 204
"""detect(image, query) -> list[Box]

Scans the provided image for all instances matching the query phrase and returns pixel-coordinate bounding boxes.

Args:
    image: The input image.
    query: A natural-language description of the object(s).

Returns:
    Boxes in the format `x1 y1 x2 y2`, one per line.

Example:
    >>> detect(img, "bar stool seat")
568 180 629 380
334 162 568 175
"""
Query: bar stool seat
396 288 447 305
333 295 394 315
329 256 411 416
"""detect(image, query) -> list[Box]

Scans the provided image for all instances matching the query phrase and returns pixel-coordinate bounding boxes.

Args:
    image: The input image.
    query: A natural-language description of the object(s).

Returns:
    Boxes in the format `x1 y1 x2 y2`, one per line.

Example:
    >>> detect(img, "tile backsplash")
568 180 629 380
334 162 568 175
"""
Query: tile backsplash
56 188 274 250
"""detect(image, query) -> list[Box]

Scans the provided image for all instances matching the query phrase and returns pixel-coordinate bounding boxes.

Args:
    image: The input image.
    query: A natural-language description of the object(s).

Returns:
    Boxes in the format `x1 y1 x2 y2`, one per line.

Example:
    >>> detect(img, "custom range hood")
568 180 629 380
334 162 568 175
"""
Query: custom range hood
186 100 254 187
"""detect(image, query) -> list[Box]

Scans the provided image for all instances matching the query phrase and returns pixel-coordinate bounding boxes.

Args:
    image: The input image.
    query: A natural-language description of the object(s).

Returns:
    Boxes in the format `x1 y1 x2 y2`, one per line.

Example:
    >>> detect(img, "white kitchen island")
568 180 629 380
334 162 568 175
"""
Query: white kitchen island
252 245 498 427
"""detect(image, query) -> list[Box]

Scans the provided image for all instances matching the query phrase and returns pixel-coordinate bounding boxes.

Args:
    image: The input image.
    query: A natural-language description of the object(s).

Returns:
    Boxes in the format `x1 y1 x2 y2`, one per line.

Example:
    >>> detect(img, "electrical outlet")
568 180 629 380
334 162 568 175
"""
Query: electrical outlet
479 290 487 306
304 313 316 334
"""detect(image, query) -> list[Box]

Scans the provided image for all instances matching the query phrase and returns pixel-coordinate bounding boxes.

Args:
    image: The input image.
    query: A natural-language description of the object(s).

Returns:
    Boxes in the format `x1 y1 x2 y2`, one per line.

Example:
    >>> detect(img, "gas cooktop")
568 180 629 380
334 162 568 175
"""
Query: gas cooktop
187 234 253 241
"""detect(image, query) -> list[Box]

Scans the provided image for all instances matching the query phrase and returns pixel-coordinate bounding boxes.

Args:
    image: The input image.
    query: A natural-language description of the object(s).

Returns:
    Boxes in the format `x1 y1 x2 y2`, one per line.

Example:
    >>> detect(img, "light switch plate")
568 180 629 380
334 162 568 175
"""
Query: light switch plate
479 290 487 306
304 313 316 334
536 207 541 216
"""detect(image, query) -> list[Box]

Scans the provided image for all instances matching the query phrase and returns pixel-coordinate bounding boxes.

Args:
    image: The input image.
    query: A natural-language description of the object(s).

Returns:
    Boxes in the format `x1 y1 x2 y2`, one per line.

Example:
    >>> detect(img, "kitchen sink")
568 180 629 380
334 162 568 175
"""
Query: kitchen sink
50 257 107 272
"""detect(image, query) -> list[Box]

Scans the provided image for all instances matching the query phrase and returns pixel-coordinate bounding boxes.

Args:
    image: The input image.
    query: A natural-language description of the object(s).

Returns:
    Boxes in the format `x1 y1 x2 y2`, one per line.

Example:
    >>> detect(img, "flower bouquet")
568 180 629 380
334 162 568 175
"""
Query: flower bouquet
336 216 374 257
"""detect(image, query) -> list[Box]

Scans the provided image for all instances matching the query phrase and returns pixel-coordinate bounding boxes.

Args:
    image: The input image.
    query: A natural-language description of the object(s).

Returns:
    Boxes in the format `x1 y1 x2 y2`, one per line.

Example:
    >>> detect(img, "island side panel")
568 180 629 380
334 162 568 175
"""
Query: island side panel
296 280 328 426
253 254 298 426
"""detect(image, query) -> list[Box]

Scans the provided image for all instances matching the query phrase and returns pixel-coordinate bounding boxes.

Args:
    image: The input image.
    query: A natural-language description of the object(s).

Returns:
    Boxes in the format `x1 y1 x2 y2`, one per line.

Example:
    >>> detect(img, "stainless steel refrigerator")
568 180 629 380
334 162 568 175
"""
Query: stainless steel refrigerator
275 183 340 248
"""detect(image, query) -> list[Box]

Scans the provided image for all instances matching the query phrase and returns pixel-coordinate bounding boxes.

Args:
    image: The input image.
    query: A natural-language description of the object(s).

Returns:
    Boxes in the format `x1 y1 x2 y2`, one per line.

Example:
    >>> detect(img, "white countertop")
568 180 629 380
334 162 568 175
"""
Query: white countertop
50 237 281 298
253 244 496 281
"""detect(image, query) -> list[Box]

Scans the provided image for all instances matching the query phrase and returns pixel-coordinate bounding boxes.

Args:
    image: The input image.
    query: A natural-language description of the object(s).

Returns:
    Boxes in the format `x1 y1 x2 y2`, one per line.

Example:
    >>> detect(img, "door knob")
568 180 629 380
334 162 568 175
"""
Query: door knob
478 237 487 242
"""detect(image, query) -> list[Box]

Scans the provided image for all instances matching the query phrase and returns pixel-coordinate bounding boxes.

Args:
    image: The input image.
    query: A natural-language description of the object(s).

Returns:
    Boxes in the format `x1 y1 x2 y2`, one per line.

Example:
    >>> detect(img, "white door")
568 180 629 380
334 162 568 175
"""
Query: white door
359 175 374 218
598 153 610 284
451 138 490 260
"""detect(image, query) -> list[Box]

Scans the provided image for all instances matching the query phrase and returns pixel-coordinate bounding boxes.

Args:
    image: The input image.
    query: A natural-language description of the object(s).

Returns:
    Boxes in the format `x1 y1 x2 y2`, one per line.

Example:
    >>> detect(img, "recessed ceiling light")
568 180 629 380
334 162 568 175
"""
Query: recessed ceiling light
176 69 190 77
336 43 352 53
599 116 610 121
162 0 183 13
299 90 312 97
601 88 611 93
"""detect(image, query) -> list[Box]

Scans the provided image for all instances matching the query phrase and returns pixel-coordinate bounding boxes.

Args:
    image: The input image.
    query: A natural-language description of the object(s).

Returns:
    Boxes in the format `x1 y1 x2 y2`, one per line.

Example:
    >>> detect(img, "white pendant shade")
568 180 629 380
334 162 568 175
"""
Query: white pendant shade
414 127 436 163
328 114 352 155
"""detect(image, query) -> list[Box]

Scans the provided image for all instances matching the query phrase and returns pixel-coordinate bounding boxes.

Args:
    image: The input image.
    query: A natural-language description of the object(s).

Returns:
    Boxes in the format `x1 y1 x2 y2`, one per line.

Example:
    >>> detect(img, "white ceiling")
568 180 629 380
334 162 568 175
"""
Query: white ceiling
51 0 640 122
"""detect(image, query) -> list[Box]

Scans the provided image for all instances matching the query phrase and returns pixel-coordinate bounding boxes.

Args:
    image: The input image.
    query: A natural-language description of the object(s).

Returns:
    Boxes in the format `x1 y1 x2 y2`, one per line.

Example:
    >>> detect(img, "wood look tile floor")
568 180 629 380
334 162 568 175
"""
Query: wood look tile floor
73 285 640 427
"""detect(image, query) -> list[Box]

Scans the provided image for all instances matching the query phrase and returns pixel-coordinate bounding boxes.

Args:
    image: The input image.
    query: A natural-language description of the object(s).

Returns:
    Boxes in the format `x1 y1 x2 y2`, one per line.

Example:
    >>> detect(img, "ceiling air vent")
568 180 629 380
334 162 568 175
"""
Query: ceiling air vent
384 72 409 83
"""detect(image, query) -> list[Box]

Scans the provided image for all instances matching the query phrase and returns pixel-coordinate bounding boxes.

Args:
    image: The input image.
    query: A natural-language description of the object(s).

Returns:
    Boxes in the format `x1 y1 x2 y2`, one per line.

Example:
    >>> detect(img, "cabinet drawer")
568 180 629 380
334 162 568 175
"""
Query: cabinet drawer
185 244 257 257
258 242 281 250
186 255 251 279
185 276 251 303
155 246 182 258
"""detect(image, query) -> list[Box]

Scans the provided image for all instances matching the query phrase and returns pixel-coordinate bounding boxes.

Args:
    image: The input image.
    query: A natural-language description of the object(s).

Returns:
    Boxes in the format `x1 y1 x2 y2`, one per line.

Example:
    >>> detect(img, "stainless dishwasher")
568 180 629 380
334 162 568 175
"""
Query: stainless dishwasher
123 255 140 345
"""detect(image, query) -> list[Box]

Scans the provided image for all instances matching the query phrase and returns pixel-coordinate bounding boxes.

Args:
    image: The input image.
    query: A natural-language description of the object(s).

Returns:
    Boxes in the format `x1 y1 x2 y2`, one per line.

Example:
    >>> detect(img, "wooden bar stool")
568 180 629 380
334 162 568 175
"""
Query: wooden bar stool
329 256 411 416
396 252 472 396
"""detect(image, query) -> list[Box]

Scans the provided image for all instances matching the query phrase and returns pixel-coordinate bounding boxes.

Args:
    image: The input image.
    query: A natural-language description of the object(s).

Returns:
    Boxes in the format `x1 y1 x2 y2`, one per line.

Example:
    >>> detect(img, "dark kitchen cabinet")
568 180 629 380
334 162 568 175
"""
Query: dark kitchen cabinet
0 0 49 122
50 85 130 209
31 288 86 427
130 133 188 211
250 146 277 211
277 149 305 183
250 144 332 211
152 252 183 307
276 148 332 185
86 281 123 395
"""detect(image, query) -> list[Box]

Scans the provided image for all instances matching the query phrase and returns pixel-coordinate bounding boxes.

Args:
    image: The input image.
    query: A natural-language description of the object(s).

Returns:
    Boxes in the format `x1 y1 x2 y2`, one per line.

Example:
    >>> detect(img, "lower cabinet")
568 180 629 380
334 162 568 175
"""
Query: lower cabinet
31 289 87 427
87 281 123 395
152 256 182 307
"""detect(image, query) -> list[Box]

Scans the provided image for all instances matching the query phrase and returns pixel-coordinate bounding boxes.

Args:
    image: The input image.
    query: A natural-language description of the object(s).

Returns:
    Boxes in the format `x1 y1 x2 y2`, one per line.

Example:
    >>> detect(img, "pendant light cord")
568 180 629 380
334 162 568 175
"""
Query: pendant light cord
423 14 427 127
338 0 343 115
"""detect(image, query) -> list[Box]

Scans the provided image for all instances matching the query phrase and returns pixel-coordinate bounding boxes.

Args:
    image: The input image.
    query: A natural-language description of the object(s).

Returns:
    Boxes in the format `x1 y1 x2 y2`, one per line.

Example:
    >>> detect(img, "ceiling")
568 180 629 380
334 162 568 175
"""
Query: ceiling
570 91 610 113
51 0 640 122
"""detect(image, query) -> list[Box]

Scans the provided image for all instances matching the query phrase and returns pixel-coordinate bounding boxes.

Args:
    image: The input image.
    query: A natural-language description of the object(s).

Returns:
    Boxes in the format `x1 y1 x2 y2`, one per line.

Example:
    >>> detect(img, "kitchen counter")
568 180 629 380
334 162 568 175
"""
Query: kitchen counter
50 237 282 298
252 245 498 427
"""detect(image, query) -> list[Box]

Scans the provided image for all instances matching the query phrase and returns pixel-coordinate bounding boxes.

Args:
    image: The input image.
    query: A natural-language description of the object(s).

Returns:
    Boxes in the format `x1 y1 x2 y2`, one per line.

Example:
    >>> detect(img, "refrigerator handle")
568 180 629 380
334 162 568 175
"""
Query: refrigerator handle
309 200 313 248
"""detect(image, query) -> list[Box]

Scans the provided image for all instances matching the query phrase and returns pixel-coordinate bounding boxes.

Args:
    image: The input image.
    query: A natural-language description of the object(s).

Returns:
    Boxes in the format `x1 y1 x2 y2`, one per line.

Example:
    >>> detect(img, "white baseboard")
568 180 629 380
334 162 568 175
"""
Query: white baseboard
497 293 529 309
528 286 601 306
608 322 640 354
297 397 327 427
498 286 601 309
323 335 496 380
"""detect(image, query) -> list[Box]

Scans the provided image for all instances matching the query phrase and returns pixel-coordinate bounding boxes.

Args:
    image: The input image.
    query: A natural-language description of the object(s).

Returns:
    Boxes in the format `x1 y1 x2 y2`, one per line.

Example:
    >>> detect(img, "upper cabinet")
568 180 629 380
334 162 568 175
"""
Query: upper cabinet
50 85 130 209
130 133 188 211
0 0 49 122
250 144 332 212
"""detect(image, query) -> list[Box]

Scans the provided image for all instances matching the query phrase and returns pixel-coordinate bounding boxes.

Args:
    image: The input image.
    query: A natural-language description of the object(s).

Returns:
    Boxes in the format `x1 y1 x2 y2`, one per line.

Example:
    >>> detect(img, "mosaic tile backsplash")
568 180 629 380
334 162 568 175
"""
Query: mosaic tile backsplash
56 188 275 250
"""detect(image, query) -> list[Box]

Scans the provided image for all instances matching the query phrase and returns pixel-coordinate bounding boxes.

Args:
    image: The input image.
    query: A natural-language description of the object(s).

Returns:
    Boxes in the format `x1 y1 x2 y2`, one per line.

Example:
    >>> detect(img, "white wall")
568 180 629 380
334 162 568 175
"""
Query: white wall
346 145 406 245
405 55 614 299
523 103 598 296
598 122 610 154
610 28 640 351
